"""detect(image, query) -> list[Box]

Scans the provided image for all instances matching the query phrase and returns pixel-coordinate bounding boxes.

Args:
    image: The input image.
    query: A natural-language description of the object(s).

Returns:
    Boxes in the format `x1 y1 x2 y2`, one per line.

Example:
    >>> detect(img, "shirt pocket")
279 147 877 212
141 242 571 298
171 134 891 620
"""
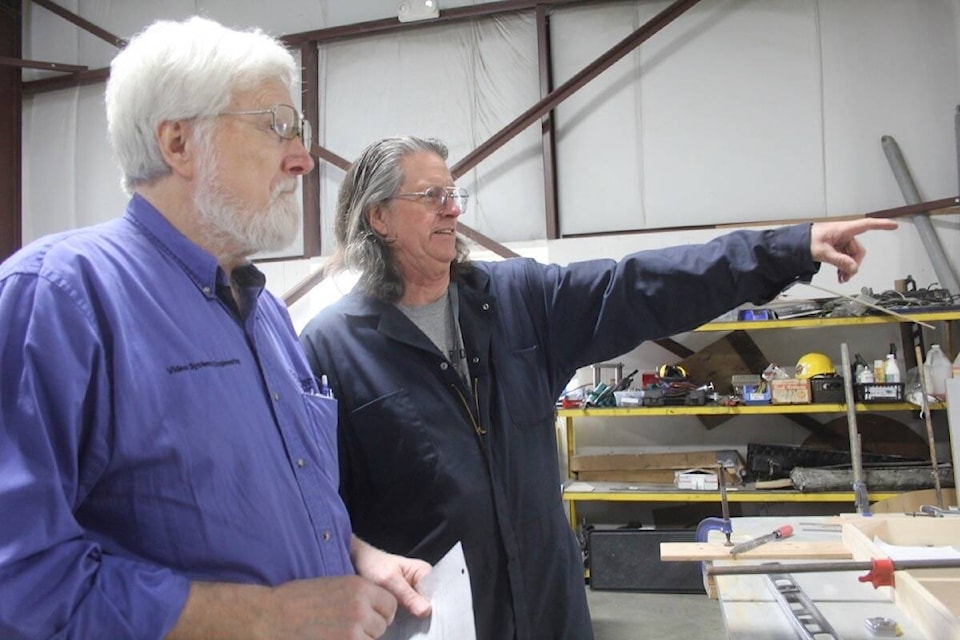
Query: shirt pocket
300 393 339 485
346 389 440 496
500 344 555 429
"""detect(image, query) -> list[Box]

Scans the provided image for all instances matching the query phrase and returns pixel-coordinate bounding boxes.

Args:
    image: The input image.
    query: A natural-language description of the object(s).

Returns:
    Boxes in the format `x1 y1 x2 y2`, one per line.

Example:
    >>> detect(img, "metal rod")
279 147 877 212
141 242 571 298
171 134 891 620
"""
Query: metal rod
717 464 732 545
915 344 944 509
708 558 960 577
841 344 869 515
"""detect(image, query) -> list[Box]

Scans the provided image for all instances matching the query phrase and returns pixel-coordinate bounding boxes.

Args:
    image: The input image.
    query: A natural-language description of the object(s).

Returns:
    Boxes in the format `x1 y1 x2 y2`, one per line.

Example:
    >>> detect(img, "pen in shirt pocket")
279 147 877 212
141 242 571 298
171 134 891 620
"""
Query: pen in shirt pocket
319 374 335 399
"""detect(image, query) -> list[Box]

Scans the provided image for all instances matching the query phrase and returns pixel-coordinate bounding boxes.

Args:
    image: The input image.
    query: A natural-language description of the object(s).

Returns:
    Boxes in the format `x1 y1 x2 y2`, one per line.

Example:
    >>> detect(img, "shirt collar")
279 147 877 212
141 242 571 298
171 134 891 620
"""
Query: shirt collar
123 193 264 299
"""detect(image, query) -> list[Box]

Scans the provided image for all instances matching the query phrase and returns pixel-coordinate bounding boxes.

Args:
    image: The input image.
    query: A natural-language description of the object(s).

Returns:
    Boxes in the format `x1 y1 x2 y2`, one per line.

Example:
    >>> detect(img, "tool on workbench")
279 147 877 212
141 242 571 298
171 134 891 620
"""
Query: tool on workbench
695 464 733 546
767 572 841 640
694 465 734 594
865 616 903 638
728 524 793 556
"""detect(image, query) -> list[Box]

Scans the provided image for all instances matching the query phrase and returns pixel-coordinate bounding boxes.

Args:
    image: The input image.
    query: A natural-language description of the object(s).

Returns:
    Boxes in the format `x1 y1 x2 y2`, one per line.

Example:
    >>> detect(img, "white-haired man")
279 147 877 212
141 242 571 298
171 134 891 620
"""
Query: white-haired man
0 17 430 639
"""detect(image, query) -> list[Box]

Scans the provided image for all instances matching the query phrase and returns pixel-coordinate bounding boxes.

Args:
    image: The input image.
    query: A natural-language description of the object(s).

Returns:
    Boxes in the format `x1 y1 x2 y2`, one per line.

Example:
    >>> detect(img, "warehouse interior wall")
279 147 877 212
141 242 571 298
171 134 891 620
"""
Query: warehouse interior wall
17 0 960 521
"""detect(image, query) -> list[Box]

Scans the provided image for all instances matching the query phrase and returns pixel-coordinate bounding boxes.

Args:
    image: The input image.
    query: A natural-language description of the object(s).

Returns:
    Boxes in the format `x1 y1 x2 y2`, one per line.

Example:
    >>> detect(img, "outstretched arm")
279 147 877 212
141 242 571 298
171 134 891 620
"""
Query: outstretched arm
809 218 899 283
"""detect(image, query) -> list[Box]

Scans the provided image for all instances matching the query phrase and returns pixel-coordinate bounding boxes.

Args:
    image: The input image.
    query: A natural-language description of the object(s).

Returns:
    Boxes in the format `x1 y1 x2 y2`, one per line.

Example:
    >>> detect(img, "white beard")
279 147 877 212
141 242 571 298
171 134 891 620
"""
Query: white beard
193 147 301 256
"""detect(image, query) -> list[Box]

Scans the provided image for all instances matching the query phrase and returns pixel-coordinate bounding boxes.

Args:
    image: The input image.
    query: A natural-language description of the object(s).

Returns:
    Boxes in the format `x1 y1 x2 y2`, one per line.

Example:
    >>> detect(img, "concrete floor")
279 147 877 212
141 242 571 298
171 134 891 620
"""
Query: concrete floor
587 587 724 639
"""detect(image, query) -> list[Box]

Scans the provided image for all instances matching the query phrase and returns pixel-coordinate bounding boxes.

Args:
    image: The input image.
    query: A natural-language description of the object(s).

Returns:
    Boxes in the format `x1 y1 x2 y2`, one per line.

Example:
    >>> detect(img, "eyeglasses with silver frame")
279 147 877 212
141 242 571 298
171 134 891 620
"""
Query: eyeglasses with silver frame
218 104 312 150
393 186 469 215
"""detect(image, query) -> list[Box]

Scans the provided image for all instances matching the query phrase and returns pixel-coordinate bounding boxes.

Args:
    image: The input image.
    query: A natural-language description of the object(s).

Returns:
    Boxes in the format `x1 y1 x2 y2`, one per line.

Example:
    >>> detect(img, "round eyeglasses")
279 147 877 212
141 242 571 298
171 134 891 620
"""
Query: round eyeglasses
218 103 312 150
393 186 469 215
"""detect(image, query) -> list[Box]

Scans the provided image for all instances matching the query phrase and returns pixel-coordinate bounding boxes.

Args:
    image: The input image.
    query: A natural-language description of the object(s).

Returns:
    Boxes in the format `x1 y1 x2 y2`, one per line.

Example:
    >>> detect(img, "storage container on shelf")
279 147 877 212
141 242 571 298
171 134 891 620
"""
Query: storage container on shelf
923 344 951 400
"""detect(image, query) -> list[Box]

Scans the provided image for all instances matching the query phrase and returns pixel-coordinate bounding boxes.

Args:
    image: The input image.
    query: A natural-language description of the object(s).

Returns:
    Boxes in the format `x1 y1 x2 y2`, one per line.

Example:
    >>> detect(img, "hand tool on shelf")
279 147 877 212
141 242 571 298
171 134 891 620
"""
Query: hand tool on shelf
728 524 793 556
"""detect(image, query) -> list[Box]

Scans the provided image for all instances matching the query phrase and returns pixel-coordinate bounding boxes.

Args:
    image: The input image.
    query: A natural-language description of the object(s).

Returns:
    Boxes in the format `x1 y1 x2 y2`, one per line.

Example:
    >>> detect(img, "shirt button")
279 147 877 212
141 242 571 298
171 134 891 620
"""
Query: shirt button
297 458 305 468
202 286 212 295
322 530 331 541
440 362 449 371
482 303 490 311
472 357 479 364
272 392 280 401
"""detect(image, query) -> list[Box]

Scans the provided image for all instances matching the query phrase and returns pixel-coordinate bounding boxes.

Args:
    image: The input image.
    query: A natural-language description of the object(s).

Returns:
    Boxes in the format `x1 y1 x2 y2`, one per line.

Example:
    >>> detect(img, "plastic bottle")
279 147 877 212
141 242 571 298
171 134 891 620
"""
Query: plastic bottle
883 353 901 384
873 359 886 384
923 344 951 400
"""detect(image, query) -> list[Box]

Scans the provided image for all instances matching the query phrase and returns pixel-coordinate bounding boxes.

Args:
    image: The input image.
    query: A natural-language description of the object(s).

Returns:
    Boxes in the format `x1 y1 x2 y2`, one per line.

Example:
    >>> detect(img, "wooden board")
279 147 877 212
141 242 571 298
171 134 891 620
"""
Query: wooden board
842 515 960 640
660 541 851 561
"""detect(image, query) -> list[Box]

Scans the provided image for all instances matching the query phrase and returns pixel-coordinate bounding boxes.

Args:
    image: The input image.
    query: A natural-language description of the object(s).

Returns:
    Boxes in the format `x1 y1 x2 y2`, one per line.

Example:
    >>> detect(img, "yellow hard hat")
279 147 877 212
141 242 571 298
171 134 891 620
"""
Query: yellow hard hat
795 352 836 379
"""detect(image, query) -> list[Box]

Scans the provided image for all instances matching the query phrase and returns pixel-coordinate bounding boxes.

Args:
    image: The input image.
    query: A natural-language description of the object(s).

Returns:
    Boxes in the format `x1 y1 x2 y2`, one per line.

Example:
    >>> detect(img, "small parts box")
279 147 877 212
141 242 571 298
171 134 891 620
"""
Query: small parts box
771 378 811 404
810 376 845 403
855 382 904 403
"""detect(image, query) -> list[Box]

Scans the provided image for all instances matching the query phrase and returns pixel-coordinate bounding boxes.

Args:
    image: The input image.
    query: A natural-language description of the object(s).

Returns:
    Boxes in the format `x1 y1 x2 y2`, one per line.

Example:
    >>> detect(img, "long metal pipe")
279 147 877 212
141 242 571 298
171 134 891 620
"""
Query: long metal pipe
840 343 869 515
881 135 960 295
708 557 960 577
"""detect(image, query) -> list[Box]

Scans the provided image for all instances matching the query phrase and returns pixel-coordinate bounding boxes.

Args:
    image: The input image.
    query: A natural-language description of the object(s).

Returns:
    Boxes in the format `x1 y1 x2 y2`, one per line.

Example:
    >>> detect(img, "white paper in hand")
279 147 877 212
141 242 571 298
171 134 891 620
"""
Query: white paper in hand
381 541 476 640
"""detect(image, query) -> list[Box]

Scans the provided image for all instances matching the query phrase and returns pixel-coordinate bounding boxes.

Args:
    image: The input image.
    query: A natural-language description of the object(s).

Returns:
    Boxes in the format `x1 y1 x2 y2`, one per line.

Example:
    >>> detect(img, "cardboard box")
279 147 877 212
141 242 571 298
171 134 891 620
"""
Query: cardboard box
571 450 744 486
674 468 718 491
770 378 811 404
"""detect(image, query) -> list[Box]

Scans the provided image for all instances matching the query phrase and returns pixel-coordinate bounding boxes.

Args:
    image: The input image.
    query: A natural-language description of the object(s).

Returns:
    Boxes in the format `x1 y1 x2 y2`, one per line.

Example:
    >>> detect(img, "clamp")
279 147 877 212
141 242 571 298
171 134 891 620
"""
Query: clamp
858 557 896 589
696 464 733 545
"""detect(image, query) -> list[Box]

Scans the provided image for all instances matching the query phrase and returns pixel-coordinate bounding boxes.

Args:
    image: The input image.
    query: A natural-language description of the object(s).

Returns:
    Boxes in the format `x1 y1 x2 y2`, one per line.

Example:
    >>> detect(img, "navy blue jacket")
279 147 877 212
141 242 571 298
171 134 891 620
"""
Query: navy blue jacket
299 224 817 640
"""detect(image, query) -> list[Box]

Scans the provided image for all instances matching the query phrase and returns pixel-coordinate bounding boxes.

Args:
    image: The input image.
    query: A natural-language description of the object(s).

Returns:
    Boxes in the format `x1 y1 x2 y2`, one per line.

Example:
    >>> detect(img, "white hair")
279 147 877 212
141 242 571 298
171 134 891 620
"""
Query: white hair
105 16 299 194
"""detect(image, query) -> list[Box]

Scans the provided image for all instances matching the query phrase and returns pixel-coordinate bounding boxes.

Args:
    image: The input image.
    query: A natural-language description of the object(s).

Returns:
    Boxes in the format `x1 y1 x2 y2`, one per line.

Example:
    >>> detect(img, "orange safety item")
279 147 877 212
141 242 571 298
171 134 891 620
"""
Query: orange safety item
795 352 836 379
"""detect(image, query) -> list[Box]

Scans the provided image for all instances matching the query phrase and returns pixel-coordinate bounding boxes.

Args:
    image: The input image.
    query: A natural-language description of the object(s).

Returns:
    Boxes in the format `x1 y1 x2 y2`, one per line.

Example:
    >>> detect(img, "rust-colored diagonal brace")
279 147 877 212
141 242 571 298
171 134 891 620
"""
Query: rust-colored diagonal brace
29 0 127 48
450 0 703 178
0 56 85 72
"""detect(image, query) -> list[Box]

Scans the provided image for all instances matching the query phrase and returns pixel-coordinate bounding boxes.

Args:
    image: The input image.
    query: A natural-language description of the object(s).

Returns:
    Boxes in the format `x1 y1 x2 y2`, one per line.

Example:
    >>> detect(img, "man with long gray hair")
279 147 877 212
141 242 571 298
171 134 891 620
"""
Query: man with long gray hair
300 135 897 639
0 18 430 639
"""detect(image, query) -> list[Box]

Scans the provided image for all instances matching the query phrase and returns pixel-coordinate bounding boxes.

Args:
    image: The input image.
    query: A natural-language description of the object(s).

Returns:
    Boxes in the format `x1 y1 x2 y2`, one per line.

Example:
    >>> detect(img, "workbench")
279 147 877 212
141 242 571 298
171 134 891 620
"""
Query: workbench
710 516 932 639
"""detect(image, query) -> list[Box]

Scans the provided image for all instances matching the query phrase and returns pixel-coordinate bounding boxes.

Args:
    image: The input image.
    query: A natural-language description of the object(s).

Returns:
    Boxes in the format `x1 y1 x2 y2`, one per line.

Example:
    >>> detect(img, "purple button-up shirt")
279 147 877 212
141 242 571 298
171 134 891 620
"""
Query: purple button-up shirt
0 194 353 639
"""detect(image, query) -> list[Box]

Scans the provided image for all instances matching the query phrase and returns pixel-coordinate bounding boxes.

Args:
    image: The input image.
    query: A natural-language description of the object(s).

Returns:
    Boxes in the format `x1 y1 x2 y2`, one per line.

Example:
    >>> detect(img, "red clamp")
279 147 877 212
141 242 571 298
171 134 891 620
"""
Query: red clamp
858 557 896 589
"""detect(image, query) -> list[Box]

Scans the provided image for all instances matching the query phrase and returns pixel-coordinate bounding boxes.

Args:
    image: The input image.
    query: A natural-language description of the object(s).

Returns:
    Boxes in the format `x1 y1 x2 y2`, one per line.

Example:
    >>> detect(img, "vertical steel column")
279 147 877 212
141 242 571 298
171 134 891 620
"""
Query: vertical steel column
300 41 321 258
536 5 559 240
0 0 21 260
